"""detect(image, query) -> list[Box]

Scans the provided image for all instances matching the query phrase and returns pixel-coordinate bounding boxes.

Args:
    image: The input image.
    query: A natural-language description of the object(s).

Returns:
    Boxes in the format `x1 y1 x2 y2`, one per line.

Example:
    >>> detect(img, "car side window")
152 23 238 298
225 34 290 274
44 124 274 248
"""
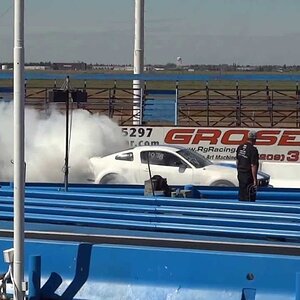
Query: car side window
141 151 165 165
141 151 187 167
115 152 133 161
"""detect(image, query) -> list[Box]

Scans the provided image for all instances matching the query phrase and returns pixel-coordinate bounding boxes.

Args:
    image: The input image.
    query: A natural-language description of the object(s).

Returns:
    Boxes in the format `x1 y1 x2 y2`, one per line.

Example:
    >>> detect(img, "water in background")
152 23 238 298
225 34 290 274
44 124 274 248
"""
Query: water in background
1 72 300 81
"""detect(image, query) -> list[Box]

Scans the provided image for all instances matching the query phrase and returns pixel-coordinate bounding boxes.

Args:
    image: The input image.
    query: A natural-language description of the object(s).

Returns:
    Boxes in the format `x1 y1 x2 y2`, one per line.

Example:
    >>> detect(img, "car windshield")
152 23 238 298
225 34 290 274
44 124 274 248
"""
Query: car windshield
177 148 213 168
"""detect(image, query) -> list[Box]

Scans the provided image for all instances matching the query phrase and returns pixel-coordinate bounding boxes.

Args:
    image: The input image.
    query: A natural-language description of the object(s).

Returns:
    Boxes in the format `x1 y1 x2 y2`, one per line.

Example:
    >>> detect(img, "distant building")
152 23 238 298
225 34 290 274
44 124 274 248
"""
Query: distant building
52 62 87 71
113 66 134 71
236 66 256 71
25 65 50 70
92 65 114 70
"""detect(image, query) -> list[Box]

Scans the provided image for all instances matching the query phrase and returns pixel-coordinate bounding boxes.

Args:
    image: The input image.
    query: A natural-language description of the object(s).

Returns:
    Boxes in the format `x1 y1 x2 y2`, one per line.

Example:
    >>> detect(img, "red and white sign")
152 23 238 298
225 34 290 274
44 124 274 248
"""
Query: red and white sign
121 127 300 163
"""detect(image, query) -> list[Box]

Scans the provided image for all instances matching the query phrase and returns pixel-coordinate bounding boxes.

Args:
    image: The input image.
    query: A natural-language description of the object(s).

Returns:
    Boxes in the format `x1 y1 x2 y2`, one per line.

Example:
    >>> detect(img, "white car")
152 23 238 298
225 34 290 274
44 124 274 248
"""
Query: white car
89 145 270 187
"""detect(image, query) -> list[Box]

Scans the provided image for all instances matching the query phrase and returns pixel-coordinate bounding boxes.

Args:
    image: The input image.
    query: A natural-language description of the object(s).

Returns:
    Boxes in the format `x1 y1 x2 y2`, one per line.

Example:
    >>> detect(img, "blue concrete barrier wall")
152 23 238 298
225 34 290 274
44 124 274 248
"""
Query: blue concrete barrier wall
0 238 299 299
0 182 299 299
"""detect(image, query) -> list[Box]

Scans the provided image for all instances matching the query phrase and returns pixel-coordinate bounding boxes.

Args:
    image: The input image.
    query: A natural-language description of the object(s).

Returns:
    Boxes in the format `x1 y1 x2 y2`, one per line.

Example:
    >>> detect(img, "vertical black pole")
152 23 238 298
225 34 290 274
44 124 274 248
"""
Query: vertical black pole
206 81 209 126
147 152 155 196
266 80 272 127
236 80 241 126
297 82 299 128
64 76 70 191
24 78 27 97
175 81 179 125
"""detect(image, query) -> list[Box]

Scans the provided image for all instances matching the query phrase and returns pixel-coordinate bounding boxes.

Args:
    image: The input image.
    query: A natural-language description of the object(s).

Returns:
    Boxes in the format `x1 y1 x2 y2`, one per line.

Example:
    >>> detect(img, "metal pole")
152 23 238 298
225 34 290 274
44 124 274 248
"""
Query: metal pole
13 0 25 299
175 81 179 125
206 81 210 126
64 76 70 192
236 80 241 126
296 82 299 128
133 0 144 125
139 87 143 125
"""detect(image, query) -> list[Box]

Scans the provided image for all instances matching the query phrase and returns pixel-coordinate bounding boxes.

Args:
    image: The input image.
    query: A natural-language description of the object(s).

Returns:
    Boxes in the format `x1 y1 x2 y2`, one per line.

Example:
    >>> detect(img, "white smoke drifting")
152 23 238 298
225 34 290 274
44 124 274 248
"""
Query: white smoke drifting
0 101 128 183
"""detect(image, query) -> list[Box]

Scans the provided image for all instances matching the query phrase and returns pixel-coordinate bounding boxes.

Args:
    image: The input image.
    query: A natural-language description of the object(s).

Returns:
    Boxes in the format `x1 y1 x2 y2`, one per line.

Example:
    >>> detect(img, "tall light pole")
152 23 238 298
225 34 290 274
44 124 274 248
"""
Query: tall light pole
133 0 144 125
13 0 25 298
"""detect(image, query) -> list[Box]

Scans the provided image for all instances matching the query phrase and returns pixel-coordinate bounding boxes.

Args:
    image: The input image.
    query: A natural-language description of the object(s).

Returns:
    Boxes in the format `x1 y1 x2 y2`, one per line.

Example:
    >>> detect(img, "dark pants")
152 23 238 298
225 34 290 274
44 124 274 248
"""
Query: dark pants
238 172 256 202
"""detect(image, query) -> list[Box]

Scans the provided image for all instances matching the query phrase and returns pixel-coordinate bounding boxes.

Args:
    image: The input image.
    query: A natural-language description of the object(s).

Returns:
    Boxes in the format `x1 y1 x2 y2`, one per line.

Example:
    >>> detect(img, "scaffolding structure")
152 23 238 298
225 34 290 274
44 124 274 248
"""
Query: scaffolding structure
22 81 300 128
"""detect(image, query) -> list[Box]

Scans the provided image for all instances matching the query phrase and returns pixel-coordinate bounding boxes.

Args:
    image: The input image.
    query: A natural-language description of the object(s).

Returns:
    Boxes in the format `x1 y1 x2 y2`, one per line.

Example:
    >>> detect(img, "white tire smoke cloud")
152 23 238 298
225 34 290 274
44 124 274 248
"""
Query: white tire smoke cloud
0 102 128 183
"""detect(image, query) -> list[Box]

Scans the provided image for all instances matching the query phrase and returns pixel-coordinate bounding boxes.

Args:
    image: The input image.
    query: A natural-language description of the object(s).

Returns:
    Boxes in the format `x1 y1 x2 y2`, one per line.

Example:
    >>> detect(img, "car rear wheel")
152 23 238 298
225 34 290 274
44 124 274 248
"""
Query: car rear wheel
210 180 235 187
99 173 126 184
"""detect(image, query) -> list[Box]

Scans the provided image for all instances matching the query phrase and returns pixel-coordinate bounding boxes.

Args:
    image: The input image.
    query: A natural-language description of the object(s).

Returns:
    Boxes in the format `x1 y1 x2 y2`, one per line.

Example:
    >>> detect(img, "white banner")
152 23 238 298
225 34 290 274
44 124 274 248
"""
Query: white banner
121 127 300 163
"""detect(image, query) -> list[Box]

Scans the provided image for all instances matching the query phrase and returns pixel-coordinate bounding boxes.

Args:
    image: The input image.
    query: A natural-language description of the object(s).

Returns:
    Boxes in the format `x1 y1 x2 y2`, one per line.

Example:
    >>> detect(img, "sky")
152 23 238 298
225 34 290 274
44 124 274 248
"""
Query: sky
1 0 300 65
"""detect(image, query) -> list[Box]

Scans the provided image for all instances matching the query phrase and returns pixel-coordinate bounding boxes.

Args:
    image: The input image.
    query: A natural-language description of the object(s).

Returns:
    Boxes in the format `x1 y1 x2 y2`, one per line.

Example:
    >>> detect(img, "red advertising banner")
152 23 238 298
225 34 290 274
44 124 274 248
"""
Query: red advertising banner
122 127 300 162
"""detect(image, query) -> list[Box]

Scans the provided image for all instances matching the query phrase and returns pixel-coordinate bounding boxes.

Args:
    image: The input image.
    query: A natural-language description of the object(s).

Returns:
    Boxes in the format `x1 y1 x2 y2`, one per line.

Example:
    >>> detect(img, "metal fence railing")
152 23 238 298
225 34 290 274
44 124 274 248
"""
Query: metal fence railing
2 83 299 127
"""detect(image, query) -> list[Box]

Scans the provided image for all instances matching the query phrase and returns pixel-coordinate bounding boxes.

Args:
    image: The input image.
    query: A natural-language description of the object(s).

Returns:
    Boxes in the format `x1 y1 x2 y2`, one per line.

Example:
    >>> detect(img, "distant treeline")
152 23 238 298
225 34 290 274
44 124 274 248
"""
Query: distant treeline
1 61 300 73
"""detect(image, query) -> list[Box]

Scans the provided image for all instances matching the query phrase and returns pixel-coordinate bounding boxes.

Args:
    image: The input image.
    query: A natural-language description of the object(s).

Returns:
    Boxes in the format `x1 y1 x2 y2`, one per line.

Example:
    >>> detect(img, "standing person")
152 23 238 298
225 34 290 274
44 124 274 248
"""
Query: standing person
236 130 259 202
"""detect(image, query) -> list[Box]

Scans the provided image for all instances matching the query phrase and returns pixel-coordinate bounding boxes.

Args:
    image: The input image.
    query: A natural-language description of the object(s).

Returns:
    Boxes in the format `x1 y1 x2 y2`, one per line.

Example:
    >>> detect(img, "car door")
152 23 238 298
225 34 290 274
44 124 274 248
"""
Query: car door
139 150 194 185
112 151 142 183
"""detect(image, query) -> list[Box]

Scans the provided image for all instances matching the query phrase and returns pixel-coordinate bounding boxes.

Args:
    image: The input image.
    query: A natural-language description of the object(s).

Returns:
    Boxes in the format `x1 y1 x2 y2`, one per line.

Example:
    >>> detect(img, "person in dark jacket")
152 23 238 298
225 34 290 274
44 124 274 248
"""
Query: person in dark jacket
236 130 259 201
